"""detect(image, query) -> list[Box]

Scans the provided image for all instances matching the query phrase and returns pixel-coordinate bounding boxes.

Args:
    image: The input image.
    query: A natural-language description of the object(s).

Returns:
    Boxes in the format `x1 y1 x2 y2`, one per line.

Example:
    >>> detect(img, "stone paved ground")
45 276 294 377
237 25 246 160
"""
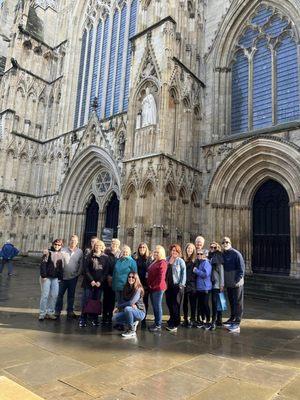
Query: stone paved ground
0 264 300 400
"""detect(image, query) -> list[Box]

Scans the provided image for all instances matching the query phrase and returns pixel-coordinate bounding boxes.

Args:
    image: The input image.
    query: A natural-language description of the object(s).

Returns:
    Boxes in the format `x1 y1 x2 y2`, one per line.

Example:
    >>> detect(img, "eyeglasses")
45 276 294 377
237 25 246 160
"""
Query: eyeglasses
128 276 135 279
222 241 230 245
210 246 217 249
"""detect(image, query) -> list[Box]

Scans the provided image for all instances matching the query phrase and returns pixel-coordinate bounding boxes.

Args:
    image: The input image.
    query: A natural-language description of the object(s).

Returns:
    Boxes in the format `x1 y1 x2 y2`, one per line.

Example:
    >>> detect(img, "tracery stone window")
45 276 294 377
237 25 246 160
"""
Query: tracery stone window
74 0 138 129
94 170 112 196
231 5 300 134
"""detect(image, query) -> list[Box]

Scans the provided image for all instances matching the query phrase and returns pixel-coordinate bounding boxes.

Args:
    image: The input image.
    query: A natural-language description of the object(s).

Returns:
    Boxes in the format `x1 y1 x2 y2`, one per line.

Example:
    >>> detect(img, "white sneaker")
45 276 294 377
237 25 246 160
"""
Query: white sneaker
121 330 137 338
227 324 240 333
166 326 178 332
133 321 139 332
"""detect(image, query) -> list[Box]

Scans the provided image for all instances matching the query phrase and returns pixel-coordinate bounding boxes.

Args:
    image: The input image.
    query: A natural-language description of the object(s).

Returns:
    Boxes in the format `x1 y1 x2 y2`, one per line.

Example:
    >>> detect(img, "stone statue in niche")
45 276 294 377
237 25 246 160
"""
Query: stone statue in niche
141 87 157 127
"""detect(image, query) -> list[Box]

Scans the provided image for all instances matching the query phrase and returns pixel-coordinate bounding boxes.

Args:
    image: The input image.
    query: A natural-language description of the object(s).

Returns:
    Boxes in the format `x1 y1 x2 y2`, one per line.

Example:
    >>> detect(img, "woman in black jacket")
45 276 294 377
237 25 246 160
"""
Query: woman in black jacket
79 240 109 327
134 242 152 327
182 243 197 327
39 239 64 321
208 241 224 330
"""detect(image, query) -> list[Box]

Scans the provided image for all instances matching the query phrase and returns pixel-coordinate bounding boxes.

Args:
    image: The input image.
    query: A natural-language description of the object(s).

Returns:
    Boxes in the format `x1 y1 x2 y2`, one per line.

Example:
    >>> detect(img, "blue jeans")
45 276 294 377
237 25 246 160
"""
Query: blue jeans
39 278 59 317
150 290 164 327
55 276 78 314
112 306 145 329
0 259 14 275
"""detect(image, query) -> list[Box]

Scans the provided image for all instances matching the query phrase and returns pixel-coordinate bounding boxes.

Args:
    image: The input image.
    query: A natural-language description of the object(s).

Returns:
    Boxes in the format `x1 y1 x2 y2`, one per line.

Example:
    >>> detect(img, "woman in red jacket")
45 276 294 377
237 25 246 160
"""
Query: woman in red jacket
147 245 167 332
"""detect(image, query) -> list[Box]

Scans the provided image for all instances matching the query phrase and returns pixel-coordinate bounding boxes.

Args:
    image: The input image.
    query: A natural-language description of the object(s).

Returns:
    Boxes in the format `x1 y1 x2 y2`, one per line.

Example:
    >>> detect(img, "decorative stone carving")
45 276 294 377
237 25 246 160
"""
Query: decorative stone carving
141 88 157 128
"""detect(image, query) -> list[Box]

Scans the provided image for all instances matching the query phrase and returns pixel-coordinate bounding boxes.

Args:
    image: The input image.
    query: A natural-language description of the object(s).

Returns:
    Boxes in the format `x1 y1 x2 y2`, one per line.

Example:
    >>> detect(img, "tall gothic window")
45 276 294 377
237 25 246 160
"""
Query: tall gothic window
231 5 300 134
74 0 138 129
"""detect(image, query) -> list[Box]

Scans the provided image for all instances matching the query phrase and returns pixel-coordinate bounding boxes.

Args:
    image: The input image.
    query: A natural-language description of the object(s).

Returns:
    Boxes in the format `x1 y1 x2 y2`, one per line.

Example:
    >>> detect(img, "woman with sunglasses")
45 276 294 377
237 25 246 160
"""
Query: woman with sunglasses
208 242 224 330
193 249 212 329
134 243 152 327
39 239 64 321
112 272 145 338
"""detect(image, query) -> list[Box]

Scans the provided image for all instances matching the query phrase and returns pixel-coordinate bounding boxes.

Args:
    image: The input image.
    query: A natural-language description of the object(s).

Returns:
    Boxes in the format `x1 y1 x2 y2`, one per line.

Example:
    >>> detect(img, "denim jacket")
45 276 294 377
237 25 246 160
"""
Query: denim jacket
166 256 186 287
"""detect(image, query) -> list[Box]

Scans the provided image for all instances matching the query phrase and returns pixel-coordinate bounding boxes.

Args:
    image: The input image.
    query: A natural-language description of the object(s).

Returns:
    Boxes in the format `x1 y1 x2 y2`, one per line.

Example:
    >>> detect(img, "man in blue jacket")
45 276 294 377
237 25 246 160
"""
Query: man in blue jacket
0 240 19 276
222 237 245 333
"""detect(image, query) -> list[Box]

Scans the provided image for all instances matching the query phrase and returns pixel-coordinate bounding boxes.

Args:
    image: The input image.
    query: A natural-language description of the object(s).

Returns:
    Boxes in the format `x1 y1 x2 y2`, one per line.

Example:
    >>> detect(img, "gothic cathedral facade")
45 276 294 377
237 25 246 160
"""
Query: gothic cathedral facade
0 0 300 278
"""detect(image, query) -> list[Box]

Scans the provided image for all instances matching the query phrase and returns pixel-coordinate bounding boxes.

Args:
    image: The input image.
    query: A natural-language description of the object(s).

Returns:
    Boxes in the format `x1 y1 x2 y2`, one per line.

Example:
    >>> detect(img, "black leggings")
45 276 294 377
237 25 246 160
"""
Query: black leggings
197 291 210 323
165 285 184 328
183 290 197 321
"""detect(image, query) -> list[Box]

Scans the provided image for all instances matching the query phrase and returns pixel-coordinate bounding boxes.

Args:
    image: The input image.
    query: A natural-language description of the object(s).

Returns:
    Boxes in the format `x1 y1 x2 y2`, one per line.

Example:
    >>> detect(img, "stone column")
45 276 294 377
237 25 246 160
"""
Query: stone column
290 201 300 278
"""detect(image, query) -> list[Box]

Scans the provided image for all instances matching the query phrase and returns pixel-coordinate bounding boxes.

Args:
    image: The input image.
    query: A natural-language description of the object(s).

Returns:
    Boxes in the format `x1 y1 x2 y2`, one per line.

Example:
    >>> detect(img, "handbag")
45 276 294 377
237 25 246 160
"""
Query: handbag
83 289 102 315
217 292 227 312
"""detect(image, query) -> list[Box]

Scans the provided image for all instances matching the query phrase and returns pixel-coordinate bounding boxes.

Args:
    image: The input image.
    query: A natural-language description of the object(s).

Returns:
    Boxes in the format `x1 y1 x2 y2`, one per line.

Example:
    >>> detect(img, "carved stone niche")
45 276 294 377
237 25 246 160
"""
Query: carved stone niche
127 227 135 237
134 82 159 157
144 228 152 237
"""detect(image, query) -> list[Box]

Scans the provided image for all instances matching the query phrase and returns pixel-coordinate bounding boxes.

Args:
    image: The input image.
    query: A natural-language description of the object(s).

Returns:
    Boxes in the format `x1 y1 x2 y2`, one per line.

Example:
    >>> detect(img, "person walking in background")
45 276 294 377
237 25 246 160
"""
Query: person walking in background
112 272 145 338
182 243 197 328
55 235 83 319
0 240 19 276
79 239 109 327
147 245 167 333
208 241 224 330
165 244 186 332
222 237 245 333
112 245 137 303
193 249 212 330
39 239 64 321
133 242 152 327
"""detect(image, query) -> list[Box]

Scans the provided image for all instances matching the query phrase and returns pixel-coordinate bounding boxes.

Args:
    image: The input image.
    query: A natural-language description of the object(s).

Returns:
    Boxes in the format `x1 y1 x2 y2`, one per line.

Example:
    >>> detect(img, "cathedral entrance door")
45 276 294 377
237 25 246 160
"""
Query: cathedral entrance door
83 195 99 248
105 193 119 238
252 179 290 275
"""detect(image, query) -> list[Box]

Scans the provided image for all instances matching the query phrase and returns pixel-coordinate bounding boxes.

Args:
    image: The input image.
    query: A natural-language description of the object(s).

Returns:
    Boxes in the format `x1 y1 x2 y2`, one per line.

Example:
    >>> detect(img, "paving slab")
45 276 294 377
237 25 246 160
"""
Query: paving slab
122 368 213 400
231 360 300 390
173 353 249 381
190 377 276 400
4 355 92 386
61 361 149 397
33 381 94 400
0 375 44 400
280 375 300 399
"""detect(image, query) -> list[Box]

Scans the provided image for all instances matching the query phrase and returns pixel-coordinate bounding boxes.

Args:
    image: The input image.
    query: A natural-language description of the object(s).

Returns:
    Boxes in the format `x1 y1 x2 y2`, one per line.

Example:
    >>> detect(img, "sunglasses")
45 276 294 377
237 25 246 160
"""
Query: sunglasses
222 241 230 245
210 246 217 249
197 252 204 255
128 276 135 279
53 243 62 246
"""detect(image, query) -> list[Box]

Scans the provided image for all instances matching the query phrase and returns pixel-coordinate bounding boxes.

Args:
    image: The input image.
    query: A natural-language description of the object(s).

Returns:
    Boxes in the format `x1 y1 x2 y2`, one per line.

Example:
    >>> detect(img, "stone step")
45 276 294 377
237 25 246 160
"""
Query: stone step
245 275 300 304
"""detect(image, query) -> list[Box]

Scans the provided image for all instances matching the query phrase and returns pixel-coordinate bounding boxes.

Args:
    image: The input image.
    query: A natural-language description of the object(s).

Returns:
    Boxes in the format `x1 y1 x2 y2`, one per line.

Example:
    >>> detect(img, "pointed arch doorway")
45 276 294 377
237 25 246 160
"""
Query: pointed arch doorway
252 179 291 275
105 192 119 238
83 195 99 248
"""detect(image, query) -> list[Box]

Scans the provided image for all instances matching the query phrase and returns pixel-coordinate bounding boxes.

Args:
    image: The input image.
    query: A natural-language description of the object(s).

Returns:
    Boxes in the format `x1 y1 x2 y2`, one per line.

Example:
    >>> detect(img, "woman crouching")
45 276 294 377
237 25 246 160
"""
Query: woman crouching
112 272 145 338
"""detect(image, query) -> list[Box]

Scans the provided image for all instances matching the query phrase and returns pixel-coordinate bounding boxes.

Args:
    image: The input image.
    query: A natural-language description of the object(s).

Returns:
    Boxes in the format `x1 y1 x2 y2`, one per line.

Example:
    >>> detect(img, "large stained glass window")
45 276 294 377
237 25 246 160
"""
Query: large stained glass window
231 5 300 134
74 0 138 128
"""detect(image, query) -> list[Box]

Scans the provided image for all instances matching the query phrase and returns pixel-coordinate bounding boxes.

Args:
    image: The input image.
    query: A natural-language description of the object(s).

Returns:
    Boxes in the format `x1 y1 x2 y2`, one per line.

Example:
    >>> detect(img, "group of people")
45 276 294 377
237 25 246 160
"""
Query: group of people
39 234 245 338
